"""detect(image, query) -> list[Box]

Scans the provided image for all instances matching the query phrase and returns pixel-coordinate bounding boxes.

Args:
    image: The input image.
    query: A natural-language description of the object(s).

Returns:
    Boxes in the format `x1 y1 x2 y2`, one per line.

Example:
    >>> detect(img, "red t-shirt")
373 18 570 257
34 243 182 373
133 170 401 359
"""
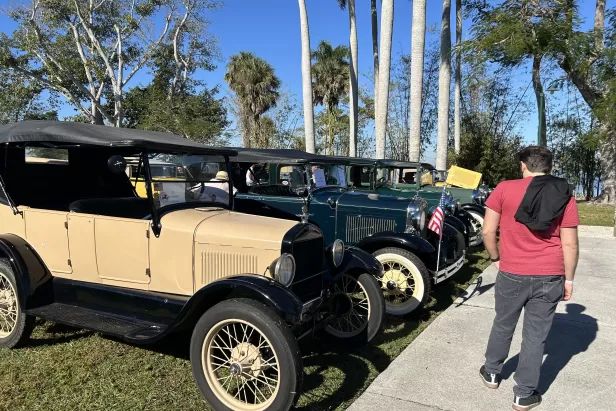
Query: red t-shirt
485 177 580 275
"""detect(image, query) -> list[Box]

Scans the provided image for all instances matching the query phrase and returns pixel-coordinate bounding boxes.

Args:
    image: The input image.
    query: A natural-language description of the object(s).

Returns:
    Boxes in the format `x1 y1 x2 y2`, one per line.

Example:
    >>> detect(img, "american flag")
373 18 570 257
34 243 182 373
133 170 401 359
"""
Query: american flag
427 188 447 237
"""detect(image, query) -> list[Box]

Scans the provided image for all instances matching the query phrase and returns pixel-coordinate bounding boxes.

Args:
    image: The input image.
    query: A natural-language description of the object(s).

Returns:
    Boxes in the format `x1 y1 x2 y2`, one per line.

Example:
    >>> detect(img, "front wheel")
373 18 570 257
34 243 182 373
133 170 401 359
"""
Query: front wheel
324 273 384 345
190 299 303 411
372 247 431 316
0 259 34 349
466 210 485 246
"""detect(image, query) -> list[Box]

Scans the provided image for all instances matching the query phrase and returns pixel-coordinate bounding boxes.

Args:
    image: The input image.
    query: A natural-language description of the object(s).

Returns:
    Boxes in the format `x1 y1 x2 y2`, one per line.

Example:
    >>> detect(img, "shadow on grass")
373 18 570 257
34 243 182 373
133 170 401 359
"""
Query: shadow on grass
22 320 95 348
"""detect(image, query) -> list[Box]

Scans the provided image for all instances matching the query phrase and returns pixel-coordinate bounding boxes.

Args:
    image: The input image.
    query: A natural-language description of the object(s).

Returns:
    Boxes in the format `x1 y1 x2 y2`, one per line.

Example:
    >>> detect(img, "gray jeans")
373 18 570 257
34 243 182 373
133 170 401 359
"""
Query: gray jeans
484 271 564 398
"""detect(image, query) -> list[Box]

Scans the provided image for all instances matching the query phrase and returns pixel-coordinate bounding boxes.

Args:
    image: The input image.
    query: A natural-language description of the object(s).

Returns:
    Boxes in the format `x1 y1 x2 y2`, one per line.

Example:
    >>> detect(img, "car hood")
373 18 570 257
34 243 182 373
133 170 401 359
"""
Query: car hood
336 190 414 212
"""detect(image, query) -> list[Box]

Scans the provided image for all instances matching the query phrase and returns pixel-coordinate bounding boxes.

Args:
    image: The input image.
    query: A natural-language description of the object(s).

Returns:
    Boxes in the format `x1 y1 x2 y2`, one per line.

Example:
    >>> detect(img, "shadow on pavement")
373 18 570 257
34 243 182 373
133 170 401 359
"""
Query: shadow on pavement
500 304 598 395
455 274 495 307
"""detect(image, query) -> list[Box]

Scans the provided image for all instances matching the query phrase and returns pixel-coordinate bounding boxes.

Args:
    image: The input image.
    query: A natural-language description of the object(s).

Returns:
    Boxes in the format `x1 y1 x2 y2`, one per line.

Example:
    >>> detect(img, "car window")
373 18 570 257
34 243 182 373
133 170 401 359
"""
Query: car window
309 164 348 188
278 165 306 187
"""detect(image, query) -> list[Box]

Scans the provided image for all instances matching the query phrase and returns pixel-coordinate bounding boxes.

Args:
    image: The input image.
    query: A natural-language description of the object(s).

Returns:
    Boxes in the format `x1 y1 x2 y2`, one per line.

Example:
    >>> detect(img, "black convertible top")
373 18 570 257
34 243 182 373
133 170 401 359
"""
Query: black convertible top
233 148 352 165
0 120 236 156
377 159 435 170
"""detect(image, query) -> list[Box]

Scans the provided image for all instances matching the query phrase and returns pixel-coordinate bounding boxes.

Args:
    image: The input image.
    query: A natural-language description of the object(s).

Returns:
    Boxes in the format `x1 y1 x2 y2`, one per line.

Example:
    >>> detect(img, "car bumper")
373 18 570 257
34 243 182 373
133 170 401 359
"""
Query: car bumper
430 252 465 284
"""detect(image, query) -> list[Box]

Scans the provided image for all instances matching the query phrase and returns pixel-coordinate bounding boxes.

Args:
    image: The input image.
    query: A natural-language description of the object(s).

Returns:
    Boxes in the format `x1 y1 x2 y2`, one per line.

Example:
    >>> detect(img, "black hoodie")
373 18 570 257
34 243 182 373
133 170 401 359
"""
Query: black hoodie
514 175 572 231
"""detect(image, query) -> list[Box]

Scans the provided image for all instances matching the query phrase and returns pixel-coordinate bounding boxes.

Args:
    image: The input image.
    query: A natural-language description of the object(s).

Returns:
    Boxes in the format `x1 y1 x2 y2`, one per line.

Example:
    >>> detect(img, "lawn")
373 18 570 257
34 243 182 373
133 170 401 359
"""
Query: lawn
577 202 615 227
0 250 489 411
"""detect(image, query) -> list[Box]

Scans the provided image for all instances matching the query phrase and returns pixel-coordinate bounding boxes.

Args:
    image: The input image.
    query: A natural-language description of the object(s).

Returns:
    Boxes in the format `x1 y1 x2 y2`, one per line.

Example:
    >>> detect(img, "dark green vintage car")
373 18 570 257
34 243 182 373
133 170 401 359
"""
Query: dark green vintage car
229 149 467 316
371 160 487 245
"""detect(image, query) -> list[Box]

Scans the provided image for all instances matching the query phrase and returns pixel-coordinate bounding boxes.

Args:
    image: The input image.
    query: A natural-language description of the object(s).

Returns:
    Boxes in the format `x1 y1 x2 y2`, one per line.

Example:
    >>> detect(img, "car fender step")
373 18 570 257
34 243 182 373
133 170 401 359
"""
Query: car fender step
26 303 168 343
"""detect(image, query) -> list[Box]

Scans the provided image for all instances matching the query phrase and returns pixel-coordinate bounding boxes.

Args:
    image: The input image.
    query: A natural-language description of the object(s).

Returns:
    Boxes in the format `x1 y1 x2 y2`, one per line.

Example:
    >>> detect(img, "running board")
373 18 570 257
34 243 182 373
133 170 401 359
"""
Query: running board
26 303 168 343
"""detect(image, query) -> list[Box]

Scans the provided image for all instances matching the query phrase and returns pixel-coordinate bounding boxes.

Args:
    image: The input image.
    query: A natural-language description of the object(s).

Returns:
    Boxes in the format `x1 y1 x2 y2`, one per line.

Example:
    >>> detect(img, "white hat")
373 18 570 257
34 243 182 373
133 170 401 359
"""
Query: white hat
215 170 229 180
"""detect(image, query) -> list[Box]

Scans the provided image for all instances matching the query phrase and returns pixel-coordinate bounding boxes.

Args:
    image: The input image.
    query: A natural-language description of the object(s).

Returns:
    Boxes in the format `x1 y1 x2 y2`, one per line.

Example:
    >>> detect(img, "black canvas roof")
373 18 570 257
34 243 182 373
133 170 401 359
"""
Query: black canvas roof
0 121 236 156
232 148 353 165
377 159 435 170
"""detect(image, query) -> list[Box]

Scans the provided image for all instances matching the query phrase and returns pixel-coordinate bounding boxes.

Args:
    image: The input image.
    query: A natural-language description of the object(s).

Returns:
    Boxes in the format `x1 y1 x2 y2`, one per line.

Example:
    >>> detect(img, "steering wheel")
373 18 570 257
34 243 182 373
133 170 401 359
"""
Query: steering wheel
377 177 386 183
188 182 205 200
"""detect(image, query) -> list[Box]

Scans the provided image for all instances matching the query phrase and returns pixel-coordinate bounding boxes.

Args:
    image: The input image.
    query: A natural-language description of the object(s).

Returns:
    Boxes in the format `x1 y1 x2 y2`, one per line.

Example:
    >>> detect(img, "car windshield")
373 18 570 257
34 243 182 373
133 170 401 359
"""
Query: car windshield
308 164 348 188
127 153 233 208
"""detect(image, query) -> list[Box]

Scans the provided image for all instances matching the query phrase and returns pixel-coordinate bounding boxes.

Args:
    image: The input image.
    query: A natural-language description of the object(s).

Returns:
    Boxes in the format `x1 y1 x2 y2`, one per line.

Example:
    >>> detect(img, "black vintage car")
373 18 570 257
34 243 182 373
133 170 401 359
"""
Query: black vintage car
229 148 467 316
0 121 385 411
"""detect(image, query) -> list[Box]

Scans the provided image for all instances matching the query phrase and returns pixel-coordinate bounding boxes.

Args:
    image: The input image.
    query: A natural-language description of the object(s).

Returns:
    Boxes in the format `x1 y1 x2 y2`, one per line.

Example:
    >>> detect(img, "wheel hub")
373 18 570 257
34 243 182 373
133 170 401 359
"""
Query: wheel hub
329 292 353 316
230 342 263 379
382 267 409 292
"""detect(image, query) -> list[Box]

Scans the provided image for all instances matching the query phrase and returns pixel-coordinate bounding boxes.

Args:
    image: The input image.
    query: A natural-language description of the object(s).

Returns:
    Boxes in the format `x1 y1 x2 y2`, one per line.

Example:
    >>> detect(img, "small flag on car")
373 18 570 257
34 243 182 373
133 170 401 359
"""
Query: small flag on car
427 188 447 237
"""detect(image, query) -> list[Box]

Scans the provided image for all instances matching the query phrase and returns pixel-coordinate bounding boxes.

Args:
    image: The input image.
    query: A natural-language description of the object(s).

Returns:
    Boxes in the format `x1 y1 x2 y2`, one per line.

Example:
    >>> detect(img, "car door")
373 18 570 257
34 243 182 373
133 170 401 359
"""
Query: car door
24 208 73 274
94 216 151 286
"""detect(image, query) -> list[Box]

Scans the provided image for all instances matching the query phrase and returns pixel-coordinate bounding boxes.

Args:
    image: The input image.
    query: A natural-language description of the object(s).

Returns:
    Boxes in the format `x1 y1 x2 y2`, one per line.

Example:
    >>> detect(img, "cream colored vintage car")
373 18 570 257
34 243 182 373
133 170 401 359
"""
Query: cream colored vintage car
0 121 385 411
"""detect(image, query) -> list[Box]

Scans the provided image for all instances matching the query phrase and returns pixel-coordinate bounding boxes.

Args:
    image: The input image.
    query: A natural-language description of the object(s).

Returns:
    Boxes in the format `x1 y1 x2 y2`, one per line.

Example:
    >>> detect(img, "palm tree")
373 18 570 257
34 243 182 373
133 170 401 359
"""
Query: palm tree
436 0 451 170
337 0 358 157
409 0 427 162
298 0 316 153
371 0 379 121
454 0 462 154
375 0 394 159
225 52 280 148
311 40 349 154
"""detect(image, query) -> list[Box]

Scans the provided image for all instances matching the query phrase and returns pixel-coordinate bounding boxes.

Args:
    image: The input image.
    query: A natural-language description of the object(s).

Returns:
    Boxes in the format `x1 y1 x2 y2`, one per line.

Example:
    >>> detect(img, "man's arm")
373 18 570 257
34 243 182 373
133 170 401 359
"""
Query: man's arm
482 207 501 269
560 227 579 300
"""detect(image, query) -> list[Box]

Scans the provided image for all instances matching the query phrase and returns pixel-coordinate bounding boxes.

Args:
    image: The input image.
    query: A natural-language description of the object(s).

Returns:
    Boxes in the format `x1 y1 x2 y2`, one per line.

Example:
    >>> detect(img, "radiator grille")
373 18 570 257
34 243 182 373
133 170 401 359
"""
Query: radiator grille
201 250 259 284
290 227 325 303
345 215 396 243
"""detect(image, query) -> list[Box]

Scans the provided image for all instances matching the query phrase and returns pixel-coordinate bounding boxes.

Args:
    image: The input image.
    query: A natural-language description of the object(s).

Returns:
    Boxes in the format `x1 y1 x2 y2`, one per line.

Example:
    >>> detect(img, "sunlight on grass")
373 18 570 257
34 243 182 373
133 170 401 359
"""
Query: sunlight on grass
578 202 615 227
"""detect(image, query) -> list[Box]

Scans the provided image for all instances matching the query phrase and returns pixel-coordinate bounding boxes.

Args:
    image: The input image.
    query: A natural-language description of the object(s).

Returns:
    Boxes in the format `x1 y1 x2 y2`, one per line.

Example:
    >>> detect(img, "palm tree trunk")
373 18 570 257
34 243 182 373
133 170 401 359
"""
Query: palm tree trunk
454 0 462 154
348 0 358 157
436 0 452 171
409 0 426 162
371 0 379 121
375 0 394 159
298 0 316 153
532 54 547 147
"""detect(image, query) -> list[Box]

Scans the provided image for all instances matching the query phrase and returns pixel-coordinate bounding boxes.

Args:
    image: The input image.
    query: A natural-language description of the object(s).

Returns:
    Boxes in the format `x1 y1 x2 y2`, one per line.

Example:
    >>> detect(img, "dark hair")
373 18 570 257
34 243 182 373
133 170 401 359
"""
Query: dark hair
517 146 553 173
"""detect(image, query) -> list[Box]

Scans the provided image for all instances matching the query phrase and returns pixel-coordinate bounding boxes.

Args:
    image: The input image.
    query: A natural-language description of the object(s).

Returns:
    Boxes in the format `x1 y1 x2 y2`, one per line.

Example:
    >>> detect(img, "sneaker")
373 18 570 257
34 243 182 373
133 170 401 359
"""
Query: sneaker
512 391 542 411
479 365 501 389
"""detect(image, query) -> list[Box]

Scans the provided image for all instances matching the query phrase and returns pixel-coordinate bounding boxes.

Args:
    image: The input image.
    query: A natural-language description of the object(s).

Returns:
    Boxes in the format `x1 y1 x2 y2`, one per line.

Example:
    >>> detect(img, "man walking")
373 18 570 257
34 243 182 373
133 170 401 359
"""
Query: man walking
479 146 580 410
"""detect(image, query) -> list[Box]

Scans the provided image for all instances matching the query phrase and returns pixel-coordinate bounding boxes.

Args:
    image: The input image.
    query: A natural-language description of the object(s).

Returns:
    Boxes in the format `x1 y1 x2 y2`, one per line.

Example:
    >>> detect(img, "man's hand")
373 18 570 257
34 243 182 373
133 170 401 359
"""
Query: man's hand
493 261 500 271
563 282 573 301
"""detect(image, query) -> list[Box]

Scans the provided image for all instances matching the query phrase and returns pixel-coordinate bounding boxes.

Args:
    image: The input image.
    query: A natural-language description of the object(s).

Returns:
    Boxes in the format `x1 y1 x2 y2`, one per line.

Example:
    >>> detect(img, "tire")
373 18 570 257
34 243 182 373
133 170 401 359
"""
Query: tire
0 259 34 349
323 273 384 345
466 211 485 246
190 298 303 411
372 247 431 316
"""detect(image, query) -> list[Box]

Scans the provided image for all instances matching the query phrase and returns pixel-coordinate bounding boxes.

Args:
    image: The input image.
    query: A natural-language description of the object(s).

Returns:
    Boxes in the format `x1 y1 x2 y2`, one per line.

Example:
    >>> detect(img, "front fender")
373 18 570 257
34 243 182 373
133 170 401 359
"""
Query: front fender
461 203 485 216
172 275 304 333
355 232 436 272
0 234 53 309
445 214 469 248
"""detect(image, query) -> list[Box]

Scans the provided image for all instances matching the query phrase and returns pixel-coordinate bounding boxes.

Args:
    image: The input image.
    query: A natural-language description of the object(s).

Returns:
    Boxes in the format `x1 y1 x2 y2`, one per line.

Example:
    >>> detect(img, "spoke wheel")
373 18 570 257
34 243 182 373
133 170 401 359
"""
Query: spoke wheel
325 274 370 339
373 248 431 316
467 211 484 246
203 319 280 410
0 272 18 338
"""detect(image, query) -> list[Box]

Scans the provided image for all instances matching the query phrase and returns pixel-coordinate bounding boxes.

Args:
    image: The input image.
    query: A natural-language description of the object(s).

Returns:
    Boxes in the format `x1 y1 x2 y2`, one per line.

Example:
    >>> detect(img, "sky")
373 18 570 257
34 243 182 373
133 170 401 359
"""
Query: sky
0 0 610 163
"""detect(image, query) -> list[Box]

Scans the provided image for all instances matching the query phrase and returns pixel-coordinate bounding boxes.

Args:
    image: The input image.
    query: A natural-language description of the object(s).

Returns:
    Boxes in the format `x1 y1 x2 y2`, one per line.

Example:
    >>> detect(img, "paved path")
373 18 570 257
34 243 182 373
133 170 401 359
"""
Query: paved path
348 227 615 411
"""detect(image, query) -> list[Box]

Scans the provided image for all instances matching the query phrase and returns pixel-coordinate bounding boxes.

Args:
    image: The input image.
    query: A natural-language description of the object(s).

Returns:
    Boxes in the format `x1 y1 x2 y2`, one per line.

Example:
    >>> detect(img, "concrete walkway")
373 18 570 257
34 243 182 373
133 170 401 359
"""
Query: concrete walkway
349 227 616 411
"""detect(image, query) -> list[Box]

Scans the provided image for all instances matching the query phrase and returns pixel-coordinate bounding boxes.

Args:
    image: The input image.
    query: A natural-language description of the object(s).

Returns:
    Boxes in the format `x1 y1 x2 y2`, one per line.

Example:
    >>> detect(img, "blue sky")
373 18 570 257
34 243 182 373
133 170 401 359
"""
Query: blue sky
0 0 609 162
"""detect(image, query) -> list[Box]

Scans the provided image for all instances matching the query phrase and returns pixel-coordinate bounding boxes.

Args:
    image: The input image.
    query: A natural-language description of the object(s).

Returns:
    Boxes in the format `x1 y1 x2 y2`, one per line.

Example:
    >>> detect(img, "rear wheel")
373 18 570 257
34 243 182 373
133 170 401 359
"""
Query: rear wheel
324 273 384 345
372 248 431 316
190 299 302 411
0 259 34 349
466 211 484 246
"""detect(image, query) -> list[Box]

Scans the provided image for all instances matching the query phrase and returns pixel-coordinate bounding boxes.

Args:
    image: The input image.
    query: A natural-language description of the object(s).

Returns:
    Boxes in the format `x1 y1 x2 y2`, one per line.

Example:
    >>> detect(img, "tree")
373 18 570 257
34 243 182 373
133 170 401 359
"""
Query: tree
436 0 452 171
298 0 316 153
454 0 462 154
0 0 219 126
311 40 349 154
224 52 280 148
337 0 358 157
375 0 394 159
0 70 57 123
371 0 379 120
409 0 427 162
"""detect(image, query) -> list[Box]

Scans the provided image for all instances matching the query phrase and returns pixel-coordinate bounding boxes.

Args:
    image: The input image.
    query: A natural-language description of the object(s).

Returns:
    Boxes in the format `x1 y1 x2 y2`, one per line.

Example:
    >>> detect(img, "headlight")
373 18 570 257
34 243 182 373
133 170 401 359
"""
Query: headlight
472 189 486 206
270 253 295 286
406 201 427 232
446 200 456 215
332 239 345 267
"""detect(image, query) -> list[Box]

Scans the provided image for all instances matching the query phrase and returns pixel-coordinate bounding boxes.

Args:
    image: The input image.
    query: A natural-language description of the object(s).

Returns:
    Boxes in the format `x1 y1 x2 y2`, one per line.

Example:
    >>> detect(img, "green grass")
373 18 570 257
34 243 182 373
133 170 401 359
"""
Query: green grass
0 251 489 411
577 202 615 227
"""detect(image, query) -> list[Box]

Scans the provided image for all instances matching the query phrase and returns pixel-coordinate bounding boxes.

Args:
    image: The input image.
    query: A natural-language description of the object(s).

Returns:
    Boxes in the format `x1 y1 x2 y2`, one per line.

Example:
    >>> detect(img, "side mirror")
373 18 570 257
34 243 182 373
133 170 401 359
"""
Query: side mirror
107 155 127 174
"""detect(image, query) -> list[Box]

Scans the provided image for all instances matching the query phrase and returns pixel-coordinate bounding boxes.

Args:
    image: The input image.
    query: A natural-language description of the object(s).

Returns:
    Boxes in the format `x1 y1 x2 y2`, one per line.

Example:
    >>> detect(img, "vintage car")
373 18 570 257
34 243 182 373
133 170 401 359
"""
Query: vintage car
125 156 186 199
0 121 386 411
336 157 480 247
374 160 487 244
229 149 467 317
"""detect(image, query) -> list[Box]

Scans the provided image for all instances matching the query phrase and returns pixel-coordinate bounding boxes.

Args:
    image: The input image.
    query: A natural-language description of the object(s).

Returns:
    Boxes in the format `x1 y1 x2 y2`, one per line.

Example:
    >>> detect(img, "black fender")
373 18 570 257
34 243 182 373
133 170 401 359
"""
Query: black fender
0 234 53 309
461 203 485 216
354 232 436 273
171 275 305 333
326 245 383 281
445 214 469 248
